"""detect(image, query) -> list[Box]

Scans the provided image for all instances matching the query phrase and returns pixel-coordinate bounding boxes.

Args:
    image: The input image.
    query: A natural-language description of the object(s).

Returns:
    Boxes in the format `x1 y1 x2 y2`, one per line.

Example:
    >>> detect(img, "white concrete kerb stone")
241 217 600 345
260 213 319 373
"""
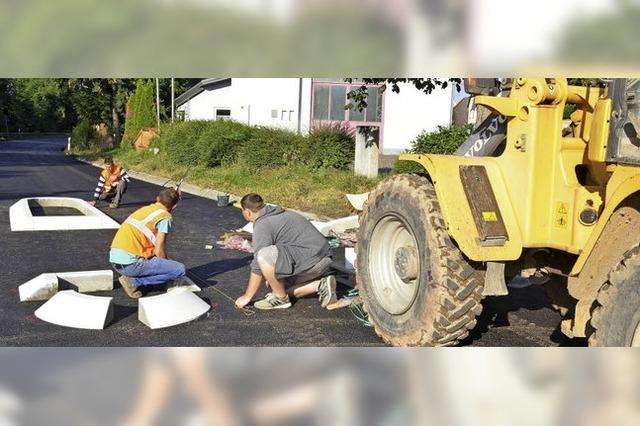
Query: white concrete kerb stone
139 287 210 329
19 270 114 302
34 290 114 329
9 197 120 231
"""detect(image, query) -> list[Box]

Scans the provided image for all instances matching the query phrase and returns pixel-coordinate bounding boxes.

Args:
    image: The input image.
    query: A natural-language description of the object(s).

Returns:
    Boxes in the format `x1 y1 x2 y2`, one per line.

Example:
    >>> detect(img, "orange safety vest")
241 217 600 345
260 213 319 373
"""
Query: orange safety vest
111 202 172 259
101 165 122 192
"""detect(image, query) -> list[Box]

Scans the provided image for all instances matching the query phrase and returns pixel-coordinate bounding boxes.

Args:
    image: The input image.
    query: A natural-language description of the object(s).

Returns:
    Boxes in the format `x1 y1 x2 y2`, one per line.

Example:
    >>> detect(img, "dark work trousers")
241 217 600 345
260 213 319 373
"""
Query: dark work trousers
99 180 128 206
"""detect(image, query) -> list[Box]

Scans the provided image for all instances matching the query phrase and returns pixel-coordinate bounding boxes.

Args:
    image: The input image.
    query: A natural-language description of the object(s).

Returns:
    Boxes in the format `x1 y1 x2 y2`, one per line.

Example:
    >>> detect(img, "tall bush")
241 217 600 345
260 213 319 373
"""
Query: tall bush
71 119 96 149
305 122 355 169
392 124 473 174
121 79 156 149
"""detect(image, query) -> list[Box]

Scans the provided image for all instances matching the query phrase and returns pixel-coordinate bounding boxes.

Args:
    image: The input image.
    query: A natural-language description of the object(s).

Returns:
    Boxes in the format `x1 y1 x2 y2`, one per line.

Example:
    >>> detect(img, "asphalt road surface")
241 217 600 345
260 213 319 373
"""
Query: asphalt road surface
0 137 584 346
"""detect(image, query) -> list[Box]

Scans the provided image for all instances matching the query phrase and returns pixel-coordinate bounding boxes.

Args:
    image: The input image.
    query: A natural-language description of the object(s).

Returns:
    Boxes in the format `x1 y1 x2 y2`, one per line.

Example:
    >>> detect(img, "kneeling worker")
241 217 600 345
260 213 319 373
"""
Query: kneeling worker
110 188 186 299
235 193 336 310
89 156 130 208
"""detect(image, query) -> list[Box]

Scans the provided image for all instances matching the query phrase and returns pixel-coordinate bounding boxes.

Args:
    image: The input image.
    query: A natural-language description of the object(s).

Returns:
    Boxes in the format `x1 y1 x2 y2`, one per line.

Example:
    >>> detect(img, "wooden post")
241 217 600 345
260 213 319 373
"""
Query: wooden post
354 126 379 178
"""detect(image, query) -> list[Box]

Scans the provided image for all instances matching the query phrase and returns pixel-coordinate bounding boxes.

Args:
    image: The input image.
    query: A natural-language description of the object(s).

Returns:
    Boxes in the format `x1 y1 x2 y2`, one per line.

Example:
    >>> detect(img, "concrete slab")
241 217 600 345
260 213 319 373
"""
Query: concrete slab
34 290 114 329
10 197 120 231
138 288 210 329
19 270 114 302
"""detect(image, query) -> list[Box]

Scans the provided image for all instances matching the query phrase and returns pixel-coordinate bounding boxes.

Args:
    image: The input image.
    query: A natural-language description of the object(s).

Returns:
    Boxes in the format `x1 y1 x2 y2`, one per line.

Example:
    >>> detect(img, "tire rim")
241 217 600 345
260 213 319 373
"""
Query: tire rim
631 320 640 347
369 213 420 315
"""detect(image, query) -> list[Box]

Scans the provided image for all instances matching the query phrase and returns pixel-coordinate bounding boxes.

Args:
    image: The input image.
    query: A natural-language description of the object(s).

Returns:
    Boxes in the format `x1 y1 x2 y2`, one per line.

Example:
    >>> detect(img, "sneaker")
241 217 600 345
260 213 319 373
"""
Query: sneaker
118 275 142 299
318 275 337 308
254 293 292 310
109 203 119 209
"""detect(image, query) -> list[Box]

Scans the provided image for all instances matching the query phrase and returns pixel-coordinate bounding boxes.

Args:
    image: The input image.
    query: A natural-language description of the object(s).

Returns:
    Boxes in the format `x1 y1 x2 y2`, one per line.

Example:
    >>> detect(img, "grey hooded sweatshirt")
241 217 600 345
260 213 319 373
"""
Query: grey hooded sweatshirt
251 205 331 278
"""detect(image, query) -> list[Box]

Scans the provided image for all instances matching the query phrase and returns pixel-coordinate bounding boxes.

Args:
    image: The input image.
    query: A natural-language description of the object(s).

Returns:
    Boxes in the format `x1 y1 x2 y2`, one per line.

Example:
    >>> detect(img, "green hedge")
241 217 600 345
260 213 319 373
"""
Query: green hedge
197 120 252 167
152 119 356 171
236 126 307 169
155 120 210 165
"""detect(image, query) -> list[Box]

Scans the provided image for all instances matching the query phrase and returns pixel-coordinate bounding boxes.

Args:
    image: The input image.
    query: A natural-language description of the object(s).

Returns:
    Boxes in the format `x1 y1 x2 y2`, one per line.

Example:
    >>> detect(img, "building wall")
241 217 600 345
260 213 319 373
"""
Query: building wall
178 78 312 133
179 78 453 155
381 82 453 154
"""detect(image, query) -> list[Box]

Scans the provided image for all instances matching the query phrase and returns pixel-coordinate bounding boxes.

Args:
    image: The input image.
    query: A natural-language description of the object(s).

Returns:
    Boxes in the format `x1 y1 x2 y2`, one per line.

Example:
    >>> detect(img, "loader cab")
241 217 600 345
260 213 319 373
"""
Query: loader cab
606 79 640 165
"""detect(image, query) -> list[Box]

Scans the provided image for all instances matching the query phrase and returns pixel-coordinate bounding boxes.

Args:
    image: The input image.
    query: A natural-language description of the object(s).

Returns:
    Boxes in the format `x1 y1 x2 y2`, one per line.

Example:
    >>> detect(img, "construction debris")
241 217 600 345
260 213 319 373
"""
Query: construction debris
138 287 211 329
34 290 114 329
326 295 356 310
217 231 253 253
344 247 356 271
19 270 114 302
311 215 359 237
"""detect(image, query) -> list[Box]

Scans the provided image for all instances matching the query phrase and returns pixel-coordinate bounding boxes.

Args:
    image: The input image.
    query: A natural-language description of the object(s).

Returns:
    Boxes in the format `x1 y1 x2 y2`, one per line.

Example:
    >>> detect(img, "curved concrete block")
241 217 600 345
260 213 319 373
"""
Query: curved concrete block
10 197 120 231
166 275 201 293
35 290 114 329
19 270 114 301
139 288 210 329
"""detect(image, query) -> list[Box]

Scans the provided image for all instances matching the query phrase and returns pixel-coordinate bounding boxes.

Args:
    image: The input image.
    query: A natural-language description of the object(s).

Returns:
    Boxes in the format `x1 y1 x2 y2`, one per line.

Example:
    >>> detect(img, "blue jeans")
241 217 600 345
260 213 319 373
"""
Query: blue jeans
112 257 186 287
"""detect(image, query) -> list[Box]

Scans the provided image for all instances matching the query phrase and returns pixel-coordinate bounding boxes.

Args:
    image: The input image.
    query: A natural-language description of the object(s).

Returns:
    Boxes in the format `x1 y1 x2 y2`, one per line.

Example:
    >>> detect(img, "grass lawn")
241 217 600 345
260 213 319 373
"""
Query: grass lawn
72 147 382 218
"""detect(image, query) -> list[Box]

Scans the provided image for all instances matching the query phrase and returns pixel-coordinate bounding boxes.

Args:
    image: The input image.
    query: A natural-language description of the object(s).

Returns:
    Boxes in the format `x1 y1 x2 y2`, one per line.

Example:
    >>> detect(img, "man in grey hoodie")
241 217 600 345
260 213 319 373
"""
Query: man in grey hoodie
234 193 337 310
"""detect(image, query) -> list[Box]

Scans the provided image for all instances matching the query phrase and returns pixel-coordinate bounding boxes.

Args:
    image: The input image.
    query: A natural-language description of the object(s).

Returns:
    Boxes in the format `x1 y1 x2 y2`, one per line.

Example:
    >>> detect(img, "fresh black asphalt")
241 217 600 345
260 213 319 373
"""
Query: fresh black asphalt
0 137 583 346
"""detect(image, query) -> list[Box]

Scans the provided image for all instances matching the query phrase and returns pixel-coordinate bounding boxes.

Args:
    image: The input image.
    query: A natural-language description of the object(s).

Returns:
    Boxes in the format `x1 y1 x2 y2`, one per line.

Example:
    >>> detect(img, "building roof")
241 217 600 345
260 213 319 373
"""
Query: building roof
175 78 231 107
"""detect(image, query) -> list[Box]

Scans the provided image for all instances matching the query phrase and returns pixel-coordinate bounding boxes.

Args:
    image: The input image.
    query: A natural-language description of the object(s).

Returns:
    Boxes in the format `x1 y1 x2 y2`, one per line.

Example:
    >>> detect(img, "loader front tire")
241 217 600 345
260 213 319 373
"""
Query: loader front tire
356 174 484 346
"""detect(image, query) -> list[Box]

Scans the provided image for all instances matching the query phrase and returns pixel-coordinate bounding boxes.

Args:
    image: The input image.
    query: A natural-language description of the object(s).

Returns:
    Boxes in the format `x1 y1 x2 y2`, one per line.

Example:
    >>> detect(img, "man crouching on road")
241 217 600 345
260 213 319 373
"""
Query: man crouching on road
235 193 337 310
89 156 130 209
110 188 186 299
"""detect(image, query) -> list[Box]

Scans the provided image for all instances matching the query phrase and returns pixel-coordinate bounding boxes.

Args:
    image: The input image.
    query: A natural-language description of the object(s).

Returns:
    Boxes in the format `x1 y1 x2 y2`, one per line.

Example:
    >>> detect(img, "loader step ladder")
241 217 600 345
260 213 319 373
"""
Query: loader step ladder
459 165 508 247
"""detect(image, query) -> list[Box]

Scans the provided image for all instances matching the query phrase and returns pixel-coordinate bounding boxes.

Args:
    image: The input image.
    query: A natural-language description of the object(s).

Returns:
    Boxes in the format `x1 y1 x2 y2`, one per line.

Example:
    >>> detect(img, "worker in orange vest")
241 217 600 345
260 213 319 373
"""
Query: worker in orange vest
89 156 130 209
110 188 185 299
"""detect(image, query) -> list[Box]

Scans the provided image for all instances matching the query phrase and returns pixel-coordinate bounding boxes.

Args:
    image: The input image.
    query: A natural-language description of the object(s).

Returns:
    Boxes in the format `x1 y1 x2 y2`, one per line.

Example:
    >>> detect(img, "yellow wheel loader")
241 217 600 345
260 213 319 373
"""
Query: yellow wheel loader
356 78 640 346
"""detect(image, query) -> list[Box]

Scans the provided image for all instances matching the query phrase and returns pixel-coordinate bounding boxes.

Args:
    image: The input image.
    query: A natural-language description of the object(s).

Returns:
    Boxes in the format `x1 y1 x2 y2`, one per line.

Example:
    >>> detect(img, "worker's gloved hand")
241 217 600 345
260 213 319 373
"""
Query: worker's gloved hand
88 200 96 206
235 295 252 309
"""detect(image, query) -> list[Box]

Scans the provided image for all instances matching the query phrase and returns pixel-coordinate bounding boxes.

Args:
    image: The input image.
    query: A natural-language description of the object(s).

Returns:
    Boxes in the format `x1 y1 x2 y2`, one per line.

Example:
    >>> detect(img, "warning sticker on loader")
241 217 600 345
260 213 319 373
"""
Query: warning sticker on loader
482 211 498 222
555 202 569 228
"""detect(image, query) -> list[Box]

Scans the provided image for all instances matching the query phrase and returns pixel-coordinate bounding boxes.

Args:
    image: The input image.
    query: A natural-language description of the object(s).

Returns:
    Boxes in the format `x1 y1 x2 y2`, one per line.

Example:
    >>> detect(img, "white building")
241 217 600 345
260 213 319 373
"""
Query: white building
176 78 457 155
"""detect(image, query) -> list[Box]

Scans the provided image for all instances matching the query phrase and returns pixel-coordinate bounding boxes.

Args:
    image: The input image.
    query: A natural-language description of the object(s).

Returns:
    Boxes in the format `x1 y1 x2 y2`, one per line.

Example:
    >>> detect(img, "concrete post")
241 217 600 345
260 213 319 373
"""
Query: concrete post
354 126 379 178
67 136 71 151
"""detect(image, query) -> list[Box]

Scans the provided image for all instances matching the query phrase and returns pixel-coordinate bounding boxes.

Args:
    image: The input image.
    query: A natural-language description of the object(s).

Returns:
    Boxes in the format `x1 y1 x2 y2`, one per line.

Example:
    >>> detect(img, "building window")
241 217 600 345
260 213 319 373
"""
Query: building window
311 80 382 124
312 85 330 120
176 110 186 121
215 108 231 121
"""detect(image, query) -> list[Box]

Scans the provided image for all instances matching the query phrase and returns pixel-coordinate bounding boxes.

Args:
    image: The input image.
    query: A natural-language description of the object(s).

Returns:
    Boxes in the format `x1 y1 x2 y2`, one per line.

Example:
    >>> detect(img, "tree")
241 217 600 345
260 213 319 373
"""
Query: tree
345 78 463 111
0 79 17 133
121 79 157 149
63 79 136 146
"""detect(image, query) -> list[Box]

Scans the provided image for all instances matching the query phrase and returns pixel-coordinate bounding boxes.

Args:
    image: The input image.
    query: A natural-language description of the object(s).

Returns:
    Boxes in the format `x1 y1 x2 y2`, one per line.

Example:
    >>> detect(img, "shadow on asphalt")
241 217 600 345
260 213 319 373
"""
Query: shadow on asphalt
188 257 253 287
460 284 588 347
